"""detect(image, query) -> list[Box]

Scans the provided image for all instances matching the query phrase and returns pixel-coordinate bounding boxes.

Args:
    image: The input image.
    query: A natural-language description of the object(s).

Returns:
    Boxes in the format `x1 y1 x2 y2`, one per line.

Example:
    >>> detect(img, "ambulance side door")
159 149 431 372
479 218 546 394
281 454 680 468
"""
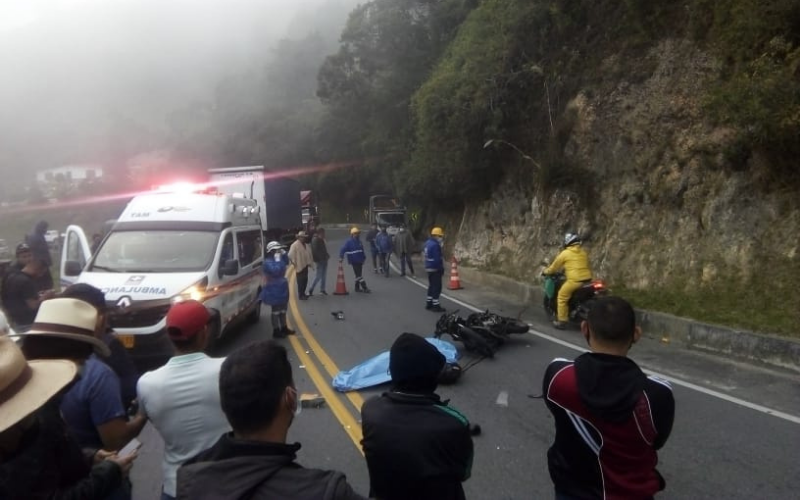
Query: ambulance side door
60 225 91 291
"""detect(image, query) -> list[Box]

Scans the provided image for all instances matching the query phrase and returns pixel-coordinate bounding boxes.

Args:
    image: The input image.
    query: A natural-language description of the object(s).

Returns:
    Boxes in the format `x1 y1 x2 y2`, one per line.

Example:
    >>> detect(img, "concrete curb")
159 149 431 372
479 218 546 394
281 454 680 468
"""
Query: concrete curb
458 266 800 373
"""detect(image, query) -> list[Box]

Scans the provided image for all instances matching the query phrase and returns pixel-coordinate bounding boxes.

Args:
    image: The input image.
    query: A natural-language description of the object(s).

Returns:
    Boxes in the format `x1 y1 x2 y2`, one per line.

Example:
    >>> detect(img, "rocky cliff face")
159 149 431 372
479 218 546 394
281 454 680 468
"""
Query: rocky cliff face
454 39 800 294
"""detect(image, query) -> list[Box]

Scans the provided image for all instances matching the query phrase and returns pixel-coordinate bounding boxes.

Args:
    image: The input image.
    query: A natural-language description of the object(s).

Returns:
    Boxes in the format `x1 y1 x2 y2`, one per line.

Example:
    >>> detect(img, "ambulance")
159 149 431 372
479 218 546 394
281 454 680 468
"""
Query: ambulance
60 184 264 371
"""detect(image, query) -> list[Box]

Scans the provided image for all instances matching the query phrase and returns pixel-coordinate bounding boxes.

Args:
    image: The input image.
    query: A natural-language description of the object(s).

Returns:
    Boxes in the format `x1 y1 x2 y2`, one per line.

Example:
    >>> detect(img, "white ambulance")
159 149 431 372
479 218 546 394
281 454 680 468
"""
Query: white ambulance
60 185 264 371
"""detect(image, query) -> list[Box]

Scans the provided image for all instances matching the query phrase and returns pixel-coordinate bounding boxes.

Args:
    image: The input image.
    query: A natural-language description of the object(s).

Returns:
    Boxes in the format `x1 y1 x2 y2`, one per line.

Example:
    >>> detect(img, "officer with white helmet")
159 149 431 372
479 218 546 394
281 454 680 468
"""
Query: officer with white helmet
260 241 294 338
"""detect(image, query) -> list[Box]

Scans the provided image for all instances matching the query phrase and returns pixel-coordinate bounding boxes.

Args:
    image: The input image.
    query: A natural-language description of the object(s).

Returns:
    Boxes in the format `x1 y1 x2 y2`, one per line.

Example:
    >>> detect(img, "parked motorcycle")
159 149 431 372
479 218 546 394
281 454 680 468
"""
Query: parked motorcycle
434 310 502 358
542 272 610 323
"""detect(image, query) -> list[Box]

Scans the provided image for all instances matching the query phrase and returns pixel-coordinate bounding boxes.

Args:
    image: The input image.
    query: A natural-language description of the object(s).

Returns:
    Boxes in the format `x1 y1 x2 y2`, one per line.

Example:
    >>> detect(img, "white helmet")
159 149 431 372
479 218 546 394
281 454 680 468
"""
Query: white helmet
564 232 581 247
266 241 283 253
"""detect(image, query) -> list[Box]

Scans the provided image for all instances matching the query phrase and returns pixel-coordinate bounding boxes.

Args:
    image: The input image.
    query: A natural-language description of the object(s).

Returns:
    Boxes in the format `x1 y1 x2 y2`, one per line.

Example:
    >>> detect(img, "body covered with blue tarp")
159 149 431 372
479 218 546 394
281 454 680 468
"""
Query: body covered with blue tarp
332 338 459 392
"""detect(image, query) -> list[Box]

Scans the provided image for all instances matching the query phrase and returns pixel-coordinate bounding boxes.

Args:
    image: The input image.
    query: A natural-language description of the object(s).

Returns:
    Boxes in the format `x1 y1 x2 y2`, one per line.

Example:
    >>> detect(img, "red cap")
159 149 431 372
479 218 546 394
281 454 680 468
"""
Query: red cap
166 300 210 340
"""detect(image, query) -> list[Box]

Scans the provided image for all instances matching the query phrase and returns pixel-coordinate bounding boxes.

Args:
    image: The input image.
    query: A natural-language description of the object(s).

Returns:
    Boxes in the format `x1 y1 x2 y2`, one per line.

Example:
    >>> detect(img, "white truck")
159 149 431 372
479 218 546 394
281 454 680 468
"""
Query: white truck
60 185 264 372
208 166 302 245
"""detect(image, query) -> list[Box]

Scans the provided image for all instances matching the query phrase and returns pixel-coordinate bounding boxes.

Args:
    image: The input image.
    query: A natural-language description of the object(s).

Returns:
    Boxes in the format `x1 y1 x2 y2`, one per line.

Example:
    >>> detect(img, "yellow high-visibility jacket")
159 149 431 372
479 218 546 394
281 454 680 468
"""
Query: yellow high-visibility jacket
544 245 592 281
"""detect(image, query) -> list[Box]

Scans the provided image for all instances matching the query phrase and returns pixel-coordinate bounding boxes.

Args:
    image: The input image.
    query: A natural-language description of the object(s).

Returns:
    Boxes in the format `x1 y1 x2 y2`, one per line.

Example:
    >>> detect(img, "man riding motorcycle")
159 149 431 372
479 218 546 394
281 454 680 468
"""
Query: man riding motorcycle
542 233 593 330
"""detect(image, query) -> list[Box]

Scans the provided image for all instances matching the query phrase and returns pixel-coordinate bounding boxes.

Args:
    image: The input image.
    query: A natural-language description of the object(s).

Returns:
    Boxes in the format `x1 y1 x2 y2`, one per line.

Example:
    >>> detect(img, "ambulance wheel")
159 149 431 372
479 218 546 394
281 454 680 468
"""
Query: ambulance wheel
247 300 262 324
205 315 222 354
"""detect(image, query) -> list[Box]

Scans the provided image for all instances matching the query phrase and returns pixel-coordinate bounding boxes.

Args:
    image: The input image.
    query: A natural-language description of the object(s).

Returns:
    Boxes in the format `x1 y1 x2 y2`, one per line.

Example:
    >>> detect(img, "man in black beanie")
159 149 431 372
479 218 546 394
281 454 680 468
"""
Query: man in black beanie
360 333 474 500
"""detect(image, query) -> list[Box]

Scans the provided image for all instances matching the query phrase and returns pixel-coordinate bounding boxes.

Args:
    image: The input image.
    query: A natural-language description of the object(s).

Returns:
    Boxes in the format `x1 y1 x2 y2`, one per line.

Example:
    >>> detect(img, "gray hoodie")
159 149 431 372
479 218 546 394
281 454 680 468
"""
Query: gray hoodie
177 434 366 500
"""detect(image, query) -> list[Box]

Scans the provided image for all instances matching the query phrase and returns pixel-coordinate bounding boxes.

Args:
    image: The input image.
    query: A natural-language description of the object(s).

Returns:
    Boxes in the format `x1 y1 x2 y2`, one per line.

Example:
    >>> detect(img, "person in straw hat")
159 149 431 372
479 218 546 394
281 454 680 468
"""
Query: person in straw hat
20 298 147 453
0 336 135 498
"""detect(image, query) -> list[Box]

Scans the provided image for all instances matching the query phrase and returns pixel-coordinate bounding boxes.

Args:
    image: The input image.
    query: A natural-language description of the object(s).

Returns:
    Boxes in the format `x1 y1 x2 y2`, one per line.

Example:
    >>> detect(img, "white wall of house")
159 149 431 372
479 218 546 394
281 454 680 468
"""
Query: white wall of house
36 164 104 184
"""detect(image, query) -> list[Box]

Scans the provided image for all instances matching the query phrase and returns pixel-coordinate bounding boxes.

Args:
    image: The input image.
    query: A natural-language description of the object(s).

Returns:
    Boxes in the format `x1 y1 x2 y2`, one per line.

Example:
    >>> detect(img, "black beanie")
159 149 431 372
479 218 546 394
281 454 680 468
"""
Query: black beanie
389 333 445 387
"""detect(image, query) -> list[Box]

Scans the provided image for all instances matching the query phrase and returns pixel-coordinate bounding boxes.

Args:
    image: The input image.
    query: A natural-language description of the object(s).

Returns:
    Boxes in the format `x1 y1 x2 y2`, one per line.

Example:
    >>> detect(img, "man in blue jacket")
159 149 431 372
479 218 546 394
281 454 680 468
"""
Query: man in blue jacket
339 227 371 293
375 226 394 277
423 227 446 312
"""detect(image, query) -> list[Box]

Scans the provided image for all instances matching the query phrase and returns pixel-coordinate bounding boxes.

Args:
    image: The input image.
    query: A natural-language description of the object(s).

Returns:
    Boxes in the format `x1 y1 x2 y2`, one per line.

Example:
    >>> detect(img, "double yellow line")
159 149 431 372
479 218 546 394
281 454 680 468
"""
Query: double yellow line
286 269 367 454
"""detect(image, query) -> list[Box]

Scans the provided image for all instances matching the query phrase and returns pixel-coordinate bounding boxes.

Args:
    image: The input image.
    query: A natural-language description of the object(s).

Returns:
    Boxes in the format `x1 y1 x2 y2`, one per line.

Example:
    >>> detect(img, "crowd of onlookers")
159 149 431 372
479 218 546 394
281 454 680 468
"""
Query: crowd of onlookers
0 221 674 500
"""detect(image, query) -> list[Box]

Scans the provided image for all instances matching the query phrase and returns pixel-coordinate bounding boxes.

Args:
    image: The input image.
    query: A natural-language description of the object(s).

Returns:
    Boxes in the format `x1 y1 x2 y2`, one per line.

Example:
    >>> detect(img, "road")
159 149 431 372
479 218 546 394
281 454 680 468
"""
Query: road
132 228 800 499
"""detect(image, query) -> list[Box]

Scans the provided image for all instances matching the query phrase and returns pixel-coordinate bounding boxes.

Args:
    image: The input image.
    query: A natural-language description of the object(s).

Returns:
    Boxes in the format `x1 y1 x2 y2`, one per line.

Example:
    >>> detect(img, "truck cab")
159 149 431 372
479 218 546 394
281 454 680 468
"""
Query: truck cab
369 195 408 236
60 186 264 372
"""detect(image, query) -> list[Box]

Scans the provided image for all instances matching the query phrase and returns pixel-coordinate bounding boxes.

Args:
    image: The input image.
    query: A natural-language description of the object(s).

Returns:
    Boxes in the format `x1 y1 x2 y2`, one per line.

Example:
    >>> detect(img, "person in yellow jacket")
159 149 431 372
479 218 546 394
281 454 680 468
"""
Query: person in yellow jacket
543 233 592 330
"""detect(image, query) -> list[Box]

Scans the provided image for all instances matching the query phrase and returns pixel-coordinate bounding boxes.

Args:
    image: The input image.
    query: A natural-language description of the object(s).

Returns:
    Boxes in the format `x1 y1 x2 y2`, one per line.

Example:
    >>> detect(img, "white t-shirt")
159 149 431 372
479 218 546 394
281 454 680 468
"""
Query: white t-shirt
137 352 231 496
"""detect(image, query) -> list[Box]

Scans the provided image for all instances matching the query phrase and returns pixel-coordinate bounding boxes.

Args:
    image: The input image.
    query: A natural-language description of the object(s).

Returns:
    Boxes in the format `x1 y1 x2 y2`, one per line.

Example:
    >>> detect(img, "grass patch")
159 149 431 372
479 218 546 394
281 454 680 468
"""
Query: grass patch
615 280 799 338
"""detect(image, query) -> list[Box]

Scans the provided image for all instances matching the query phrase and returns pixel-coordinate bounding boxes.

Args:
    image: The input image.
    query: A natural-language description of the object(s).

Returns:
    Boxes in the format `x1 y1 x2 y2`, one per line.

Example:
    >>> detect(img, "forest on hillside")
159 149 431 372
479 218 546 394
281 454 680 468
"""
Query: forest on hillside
170 0 799 213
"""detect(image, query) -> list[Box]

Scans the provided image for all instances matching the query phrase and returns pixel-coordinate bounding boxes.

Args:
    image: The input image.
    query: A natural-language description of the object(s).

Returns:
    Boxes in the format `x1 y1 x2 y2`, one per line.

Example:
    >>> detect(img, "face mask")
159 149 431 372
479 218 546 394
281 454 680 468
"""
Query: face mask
289 387 301 417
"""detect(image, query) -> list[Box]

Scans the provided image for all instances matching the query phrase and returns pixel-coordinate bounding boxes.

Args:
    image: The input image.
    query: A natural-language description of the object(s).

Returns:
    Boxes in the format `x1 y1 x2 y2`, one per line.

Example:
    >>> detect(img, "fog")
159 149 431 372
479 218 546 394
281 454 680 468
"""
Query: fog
0 0 356 183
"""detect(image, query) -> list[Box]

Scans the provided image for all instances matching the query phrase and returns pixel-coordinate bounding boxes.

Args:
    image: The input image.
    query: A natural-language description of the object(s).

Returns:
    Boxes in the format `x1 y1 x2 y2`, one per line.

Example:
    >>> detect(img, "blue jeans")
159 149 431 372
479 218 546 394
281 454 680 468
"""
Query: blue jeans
309 260 328 292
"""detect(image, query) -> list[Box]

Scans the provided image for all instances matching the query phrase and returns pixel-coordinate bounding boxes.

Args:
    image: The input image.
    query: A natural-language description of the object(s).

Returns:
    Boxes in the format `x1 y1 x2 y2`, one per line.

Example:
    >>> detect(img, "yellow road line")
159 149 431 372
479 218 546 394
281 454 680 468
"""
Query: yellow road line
286 315 364 454
287 269 367 413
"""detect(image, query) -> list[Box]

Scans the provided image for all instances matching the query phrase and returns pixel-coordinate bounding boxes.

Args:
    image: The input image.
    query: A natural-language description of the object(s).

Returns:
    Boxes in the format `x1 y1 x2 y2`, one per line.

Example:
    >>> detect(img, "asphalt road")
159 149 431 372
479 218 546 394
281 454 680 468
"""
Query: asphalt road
132 228 800 499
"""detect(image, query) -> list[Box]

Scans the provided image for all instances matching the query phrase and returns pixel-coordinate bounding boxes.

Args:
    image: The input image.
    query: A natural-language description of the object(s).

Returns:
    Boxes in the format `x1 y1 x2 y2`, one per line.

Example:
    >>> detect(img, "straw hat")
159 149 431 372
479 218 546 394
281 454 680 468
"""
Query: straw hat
23 298 110 357
0 336 77 433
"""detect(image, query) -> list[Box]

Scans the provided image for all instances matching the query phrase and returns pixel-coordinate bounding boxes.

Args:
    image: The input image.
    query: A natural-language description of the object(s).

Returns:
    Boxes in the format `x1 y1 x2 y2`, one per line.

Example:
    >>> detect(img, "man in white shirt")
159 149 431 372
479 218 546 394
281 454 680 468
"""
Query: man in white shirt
136 300 230 500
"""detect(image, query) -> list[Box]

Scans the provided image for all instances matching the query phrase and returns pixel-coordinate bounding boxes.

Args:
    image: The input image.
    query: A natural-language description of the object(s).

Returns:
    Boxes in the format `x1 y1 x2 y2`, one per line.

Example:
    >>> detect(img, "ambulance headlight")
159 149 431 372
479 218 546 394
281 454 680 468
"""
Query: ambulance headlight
172 277 209 303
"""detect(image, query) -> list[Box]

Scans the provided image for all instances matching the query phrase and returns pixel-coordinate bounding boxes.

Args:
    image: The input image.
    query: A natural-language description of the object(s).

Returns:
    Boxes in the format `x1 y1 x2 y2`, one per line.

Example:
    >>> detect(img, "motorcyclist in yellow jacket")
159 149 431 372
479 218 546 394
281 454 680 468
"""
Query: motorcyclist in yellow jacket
543 233 592 330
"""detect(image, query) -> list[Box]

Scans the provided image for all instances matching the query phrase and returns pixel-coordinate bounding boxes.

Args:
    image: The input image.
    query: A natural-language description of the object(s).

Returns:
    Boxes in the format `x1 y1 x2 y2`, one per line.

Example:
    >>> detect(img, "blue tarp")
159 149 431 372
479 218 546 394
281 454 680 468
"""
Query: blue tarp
332 337 459 392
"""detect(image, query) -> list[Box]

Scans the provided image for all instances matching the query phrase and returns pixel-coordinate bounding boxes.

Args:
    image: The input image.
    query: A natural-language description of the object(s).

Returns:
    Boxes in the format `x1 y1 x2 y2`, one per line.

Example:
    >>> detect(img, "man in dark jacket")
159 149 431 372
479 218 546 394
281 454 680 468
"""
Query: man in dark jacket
542 296 675 500
361 333 474 500
2 259 55 330
375 226 393 277
365 223 379 273
308 228 330 296
25 221 54 290
394 225 416 276
0 336 135 499
176 340 365 500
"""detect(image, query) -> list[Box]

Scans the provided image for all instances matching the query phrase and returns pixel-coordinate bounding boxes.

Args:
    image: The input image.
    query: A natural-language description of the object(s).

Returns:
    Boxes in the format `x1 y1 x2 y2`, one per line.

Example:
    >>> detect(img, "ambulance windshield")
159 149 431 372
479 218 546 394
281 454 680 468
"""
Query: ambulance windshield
91 230 219 273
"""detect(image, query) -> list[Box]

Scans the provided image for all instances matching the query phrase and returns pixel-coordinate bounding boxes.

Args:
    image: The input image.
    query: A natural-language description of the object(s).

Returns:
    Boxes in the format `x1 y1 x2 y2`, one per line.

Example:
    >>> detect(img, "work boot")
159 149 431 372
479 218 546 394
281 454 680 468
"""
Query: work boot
282 326 296 336
361 283 371 293
320 291 328 295
425 302 433 310
308 289 314 296
552 320 566 330
429 305 445 313
273 328 287 339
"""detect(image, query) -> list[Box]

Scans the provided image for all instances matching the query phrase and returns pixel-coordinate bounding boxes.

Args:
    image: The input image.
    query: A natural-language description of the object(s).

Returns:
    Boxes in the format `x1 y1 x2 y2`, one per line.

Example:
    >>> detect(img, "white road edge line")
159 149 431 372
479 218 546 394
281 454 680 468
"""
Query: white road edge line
394 263 800 425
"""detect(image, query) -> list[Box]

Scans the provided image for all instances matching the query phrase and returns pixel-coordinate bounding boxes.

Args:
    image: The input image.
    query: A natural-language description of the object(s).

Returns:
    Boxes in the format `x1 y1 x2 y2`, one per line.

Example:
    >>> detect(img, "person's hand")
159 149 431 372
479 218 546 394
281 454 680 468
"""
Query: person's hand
93 449 115 464
106 451 138 477
39 289 57 300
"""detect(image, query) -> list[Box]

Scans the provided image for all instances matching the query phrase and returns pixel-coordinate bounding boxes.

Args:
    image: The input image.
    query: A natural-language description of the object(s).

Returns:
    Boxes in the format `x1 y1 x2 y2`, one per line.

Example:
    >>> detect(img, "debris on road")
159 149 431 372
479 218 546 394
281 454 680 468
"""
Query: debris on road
300 393 326 408
496 390 509 407
331 310 345 320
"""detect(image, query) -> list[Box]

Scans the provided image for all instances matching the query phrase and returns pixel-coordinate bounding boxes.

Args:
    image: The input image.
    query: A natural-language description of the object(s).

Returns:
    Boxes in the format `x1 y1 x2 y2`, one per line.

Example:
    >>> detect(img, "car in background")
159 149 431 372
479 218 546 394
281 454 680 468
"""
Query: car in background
45 229 60 249
0 239 9 259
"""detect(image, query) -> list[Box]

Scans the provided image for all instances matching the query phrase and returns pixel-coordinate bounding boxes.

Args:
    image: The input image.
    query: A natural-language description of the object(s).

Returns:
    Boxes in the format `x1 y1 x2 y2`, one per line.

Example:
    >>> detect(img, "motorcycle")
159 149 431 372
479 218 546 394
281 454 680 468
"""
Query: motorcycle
542 272 610 323
465 310 530 336
434 310 502 358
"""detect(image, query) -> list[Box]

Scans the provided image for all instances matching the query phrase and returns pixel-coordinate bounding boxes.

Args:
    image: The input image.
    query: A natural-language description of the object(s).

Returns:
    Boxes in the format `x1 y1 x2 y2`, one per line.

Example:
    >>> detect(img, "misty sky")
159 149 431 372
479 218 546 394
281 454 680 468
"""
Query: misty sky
0 0 352 176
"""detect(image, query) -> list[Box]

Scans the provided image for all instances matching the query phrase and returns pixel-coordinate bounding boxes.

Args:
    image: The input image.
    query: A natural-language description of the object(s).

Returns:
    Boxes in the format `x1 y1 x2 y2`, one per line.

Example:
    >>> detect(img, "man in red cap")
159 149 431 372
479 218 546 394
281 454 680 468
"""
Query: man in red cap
136 300 230 500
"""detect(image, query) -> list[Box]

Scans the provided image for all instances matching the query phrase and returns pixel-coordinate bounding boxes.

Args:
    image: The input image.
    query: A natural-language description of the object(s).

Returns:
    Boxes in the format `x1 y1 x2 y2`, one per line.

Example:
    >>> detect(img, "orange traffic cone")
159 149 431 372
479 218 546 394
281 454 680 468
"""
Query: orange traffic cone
333 261 349 295
447 256 463 290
